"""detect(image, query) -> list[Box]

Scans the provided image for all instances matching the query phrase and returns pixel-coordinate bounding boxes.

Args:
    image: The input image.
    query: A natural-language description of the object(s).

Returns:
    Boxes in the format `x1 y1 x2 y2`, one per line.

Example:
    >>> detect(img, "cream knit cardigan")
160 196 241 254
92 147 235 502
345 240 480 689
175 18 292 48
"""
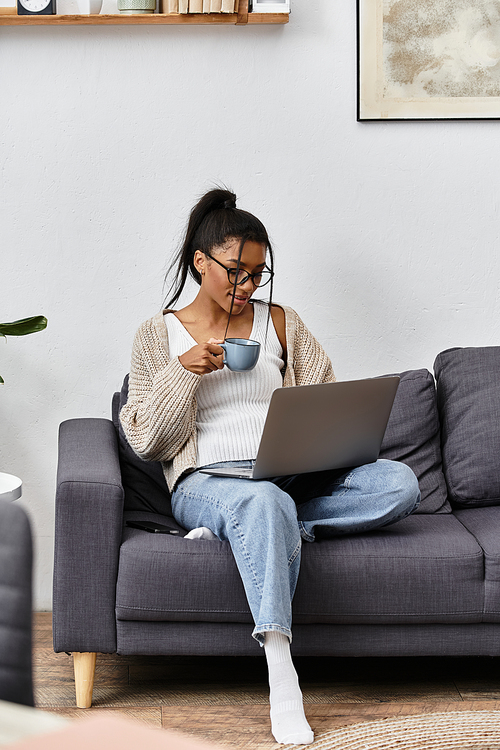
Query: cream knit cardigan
120 305 336 491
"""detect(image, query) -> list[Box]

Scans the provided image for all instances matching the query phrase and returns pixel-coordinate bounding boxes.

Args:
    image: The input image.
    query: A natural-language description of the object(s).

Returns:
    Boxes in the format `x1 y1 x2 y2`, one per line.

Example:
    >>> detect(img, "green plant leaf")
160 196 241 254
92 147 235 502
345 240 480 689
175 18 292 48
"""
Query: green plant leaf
0 374 4 384
0 316 48 337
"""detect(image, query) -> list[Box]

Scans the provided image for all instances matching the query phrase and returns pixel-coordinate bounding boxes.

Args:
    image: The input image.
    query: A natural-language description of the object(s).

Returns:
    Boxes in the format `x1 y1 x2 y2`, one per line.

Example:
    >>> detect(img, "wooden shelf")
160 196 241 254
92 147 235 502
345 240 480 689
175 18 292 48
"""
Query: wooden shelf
0 9 288 24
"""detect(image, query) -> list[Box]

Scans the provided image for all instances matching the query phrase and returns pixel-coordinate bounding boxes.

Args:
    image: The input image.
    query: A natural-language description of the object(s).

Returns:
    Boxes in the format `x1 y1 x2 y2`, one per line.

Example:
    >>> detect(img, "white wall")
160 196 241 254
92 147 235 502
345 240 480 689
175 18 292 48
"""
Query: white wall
1 1 500 609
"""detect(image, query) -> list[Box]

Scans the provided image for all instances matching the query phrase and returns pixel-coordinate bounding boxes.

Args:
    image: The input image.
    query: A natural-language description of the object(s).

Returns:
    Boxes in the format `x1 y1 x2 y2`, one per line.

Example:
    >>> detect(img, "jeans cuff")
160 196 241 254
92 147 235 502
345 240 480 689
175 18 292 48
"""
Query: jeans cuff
252 624 292 645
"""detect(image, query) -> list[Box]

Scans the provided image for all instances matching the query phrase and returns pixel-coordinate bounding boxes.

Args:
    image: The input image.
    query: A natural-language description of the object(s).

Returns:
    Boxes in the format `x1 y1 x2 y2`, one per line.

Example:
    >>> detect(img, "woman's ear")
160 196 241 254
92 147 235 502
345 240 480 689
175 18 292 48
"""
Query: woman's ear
193 250 206 277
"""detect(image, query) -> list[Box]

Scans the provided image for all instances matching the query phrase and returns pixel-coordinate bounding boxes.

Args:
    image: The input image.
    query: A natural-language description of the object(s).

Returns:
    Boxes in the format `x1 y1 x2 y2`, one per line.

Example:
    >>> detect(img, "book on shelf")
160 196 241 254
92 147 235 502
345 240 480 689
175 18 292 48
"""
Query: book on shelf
210 0 221 10
178 0 188 10
189 0 202 9
161 0 177 10
202 0 210 10
221 0 234 10
249 0 289 10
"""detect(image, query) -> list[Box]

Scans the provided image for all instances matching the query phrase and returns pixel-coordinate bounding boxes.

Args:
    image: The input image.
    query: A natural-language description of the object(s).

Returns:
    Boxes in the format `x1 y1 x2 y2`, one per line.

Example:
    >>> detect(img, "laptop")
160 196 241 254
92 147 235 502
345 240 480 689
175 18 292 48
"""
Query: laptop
200 376 399 480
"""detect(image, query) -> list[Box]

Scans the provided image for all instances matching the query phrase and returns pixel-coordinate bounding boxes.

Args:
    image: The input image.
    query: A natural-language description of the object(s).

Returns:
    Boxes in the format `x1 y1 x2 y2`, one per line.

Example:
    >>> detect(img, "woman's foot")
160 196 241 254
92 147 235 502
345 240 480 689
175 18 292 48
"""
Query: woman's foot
185 527 217 540
264 631 314 745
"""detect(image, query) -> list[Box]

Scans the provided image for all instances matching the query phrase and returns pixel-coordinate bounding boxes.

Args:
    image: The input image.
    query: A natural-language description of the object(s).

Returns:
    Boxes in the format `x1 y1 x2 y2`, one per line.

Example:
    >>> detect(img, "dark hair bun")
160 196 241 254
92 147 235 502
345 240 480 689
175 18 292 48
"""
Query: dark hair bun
196 188 236 214
223 195 237 209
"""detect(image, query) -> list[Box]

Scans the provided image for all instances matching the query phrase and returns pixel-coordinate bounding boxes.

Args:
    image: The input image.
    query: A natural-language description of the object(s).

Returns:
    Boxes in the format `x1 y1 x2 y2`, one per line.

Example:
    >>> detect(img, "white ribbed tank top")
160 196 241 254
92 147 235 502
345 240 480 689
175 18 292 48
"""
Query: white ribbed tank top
164 302 284 467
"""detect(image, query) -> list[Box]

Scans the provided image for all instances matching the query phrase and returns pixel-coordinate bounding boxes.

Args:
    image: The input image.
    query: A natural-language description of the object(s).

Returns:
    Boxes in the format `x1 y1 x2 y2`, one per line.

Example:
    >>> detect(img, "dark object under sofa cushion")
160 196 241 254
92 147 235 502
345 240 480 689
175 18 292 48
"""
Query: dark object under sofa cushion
379 369 450 513
434 347 500 508
112 375 173 517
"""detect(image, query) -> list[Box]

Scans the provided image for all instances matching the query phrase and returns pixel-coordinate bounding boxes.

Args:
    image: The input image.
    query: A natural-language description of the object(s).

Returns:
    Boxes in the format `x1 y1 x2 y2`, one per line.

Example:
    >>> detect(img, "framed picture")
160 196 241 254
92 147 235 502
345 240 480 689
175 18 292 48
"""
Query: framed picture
357 0 500 120
250 0 289 12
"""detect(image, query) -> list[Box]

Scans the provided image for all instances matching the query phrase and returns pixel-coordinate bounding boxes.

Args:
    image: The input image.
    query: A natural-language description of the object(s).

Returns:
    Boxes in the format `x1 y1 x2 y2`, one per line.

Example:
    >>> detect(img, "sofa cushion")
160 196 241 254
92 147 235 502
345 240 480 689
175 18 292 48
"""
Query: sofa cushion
434 347 500 508
379 369 450 513
116 515 252 624
294 514 483 624
455 506 500 622
112 376 173 517
115 514 484 625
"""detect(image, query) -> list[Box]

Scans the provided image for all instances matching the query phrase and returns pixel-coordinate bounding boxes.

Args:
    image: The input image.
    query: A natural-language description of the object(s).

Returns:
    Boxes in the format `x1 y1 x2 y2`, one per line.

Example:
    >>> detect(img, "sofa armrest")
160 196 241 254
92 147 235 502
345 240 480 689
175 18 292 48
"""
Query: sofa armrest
53 418 124 654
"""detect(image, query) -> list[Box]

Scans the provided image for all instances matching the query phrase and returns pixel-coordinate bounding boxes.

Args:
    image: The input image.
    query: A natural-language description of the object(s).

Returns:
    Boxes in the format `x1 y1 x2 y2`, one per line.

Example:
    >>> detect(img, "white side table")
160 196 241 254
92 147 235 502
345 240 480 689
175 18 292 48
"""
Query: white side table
0 473 22 502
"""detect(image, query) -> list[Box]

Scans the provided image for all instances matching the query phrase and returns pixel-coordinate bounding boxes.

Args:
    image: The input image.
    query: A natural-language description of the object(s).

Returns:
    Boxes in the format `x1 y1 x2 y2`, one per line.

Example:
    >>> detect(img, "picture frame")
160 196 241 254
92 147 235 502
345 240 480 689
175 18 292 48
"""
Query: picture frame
250 0 289 12
357 0 500 121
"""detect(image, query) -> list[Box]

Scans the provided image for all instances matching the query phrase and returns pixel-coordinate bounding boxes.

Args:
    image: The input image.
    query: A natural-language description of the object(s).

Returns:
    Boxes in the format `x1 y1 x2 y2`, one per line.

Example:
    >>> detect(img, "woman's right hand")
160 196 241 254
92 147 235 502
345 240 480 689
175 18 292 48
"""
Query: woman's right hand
179 339 225 376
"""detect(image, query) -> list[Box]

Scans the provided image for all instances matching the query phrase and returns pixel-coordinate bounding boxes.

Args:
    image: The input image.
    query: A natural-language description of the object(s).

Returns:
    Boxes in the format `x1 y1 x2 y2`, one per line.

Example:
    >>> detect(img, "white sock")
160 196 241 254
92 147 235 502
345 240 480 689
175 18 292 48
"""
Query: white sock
184 527 217 540
264 631 314 745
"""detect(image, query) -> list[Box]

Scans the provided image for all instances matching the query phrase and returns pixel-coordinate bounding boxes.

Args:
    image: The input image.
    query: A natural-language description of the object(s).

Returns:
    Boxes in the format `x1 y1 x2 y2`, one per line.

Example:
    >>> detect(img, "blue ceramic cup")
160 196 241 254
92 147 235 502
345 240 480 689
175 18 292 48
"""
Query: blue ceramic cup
220 338 261 372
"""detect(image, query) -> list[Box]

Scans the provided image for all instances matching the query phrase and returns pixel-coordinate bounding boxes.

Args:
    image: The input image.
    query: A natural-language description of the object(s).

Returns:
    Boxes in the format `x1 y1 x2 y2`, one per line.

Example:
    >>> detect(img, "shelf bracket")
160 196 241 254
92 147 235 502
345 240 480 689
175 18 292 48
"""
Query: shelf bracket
236 0 248 24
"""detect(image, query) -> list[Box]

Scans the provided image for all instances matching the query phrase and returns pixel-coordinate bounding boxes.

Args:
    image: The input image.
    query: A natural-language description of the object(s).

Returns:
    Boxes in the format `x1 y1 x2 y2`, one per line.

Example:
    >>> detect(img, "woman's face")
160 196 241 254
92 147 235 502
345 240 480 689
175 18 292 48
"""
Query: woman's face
196 238 267 315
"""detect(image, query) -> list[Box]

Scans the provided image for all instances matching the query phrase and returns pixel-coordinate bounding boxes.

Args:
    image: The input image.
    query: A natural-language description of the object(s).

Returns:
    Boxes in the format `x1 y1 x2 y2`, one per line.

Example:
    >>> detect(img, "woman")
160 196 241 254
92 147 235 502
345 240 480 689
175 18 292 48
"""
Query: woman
120 188 420 745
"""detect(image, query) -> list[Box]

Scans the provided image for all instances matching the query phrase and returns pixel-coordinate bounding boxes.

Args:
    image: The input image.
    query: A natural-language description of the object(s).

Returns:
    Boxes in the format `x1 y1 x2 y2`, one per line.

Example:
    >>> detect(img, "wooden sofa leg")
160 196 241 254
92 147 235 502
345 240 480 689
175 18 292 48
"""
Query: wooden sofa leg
73 652 97 708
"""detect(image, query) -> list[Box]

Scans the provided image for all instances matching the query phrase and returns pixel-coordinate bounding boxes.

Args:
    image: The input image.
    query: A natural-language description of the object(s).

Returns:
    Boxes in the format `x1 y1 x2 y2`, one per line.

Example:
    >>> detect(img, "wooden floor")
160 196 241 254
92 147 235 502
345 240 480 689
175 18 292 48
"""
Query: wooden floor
34 613 500 748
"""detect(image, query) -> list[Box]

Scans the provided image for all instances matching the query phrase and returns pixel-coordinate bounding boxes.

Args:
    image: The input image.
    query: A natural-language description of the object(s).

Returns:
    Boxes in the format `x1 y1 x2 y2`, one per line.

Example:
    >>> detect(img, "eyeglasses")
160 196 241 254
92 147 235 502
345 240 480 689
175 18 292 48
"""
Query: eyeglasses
204 252 274 288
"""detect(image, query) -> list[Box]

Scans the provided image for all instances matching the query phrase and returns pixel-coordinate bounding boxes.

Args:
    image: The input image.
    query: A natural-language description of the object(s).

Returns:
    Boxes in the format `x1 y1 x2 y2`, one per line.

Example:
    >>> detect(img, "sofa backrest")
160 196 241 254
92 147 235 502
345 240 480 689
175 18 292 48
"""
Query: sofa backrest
435 346 500 508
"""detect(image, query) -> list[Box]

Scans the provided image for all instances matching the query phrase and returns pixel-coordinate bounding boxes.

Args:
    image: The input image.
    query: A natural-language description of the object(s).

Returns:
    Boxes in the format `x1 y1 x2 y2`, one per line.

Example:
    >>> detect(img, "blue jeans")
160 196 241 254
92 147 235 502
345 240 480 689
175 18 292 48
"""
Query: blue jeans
171 459 420 644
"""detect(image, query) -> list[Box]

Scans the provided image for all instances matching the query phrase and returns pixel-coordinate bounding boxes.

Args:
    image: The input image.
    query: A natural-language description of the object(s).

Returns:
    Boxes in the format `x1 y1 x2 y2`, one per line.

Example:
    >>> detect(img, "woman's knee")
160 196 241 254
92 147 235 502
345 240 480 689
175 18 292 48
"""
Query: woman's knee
235 482 298 522
377 459 420 513
224 485 299 546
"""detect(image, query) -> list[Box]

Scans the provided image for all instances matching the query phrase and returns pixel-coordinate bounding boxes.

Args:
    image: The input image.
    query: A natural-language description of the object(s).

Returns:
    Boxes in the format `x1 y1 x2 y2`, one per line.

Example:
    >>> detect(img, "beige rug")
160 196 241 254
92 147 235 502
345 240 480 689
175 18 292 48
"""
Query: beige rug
284 711 500 750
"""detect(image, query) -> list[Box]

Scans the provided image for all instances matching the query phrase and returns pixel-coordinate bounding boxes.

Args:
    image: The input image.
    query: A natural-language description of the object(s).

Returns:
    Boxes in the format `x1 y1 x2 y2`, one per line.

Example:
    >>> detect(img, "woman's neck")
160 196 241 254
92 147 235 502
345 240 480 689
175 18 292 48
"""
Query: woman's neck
174 296 255 344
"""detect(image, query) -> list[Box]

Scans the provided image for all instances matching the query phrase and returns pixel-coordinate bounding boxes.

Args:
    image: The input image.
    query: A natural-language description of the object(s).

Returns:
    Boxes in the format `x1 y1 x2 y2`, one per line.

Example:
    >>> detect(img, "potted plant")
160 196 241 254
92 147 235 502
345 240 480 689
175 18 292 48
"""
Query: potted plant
0 316 48 384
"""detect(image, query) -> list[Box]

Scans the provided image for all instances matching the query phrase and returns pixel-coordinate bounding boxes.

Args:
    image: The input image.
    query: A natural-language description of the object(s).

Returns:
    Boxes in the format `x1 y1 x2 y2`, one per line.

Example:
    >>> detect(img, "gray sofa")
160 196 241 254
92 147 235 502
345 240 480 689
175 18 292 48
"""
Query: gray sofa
0 499 34 706
53 346 500 707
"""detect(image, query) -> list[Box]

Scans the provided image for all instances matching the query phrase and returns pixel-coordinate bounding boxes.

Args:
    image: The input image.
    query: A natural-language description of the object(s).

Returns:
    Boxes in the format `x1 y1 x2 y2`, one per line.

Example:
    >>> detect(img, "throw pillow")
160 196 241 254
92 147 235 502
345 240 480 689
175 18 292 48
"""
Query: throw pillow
379 369 450 514
112 375 173 517
434 346 500 507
